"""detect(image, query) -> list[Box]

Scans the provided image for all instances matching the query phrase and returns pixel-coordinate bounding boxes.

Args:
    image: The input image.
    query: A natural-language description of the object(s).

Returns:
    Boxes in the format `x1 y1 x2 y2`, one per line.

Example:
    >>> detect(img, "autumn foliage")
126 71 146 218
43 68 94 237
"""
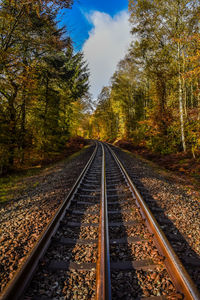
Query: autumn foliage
0 0 89 173
84 0 200 159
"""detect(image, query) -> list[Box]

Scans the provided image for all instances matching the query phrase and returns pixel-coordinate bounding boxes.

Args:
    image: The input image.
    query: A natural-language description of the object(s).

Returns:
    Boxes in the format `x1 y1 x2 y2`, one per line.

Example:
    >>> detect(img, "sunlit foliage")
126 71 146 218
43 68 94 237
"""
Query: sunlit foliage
89 0 200 157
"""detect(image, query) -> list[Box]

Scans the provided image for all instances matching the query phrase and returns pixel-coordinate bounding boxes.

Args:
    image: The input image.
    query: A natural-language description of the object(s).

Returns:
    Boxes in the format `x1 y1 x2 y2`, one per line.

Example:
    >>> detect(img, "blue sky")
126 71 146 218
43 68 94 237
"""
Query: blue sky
60 0 129 50
59 0 131 100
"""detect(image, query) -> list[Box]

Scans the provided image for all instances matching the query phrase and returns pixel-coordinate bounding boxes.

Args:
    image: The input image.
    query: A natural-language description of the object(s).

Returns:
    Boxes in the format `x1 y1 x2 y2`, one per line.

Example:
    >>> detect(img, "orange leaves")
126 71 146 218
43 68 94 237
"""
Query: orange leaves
18 64 37 90
182 33 200 80
139 119 161 137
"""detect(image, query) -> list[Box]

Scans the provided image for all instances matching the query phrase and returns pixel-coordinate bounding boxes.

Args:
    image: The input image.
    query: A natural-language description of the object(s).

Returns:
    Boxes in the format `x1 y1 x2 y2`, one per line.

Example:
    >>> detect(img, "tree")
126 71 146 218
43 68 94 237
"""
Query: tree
0 0 89 172
128 0 200 152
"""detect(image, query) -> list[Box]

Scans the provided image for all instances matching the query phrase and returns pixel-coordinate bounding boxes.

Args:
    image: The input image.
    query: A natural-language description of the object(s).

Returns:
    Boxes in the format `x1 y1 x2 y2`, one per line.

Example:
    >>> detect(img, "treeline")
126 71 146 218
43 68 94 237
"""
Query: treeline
87 0 200 157
0 0 89 172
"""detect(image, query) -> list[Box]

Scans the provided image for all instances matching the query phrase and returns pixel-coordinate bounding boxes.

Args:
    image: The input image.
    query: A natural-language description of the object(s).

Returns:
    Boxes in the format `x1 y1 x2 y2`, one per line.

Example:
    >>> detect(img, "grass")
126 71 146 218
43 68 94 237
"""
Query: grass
0 145 90 204
0 169 39 203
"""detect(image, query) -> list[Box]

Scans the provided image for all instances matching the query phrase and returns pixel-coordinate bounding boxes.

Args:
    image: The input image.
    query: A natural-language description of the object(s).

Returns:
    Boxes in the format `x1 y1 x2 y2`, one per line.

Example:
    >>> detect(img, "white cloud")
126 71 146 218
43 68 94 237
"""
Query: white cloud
83 11 132 100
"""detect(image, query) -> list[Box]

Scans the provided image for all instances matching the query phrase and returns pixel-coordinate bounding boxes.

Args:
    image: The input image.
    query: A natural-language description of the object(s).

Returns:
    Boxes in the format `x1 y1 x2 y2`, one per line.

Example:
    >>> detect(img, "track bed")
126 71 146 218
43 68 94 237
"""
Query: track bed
1 142 199 300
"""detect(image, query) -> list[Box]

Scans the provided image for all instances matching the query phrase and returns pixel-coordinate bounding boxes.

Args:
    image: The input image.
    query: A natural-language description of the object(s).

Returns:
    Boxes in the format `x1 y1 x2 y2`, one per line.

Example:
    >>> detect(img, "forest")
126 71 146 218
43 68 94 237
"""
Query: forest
0 0 200 174
0 0 90 173
87 1 200 156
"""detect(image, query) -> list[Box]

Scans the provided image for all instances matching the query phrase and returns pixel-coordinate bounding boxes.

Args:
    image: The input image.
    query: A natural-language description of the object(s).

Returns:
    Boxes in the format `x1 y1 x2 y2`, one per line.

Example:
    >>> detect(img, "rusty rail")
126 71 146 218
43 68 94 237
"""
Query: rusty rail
1 142 98 300
96 143 112 300
107 143 200 300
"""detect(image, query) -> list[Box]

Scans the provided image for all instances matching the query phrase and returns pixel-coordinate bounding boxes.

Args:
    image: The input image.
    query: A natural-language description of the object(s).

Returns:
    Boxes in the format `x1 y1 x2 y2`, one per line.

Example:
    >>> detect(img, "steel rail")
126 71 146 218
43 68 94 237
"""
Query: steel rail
1 142 98 300
106 143 200 300
96 143 112 300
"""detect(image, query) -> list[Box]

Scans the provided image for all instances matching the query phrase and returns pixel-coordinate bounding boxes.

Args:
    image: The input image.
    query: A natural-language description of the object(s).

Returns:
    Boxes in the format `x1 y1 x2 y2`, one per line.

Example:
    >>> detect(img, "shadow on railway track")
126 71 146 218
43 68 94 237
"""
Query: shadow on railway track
111 146 200 292
127 174 200 292
108 202 144 299
106 171 144 300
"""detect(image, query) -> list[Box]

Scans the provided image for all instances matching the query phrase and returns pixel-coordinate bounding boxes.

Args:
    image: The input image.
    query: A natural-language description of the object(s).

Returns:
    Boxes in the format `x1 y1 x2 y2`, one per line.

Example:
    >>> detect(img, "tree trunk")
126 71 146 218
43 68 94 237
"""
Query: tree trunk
20 48 28 164
156 76 168 136
182 51 187 118
183 79 187 118
8 88 18 167
20 95 26 164
196 81 200 120
44 76 49 130
190 83 194 108
178 42 186 152
43 75 49 154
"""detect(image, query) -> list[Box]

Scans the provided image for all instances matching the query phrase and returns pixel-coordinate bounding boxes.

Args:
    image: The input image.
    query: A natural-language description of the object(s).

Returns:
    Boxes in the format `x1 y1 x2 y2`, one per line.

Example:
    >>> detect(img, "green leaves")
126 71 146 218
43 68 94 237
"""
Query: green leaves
0 0 89 171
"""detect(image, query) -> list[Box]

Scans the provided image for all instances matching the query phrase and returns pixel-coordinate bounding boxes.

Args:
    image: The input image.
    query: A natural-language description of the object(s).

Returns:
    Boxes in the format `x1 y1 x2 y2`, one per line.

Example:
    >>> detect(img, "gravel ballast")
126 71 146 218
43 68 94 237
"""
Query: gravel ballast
111 145 200 291
1 142 199 297
0 145 94 294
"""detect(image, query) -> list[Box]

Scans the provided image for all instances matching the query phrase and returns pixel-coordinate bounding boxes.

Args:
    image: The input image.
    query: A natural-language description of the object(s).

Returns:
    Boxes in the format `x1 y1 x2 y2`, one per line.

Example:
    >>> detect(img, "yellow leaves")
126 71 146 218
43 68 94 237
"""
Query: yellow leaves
185 67 200 79
139 119 160 137
15 61 38 91
35 6 41 17
182 33 200 80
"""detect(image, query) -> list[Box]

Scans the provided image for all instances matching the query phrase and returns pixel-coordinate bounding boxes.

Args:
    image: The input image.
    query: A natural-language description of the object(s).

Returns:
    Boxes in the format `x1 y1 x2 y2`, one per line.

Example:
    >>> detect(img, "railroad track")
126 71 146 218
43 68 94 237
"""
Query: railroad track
1 142 199 300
